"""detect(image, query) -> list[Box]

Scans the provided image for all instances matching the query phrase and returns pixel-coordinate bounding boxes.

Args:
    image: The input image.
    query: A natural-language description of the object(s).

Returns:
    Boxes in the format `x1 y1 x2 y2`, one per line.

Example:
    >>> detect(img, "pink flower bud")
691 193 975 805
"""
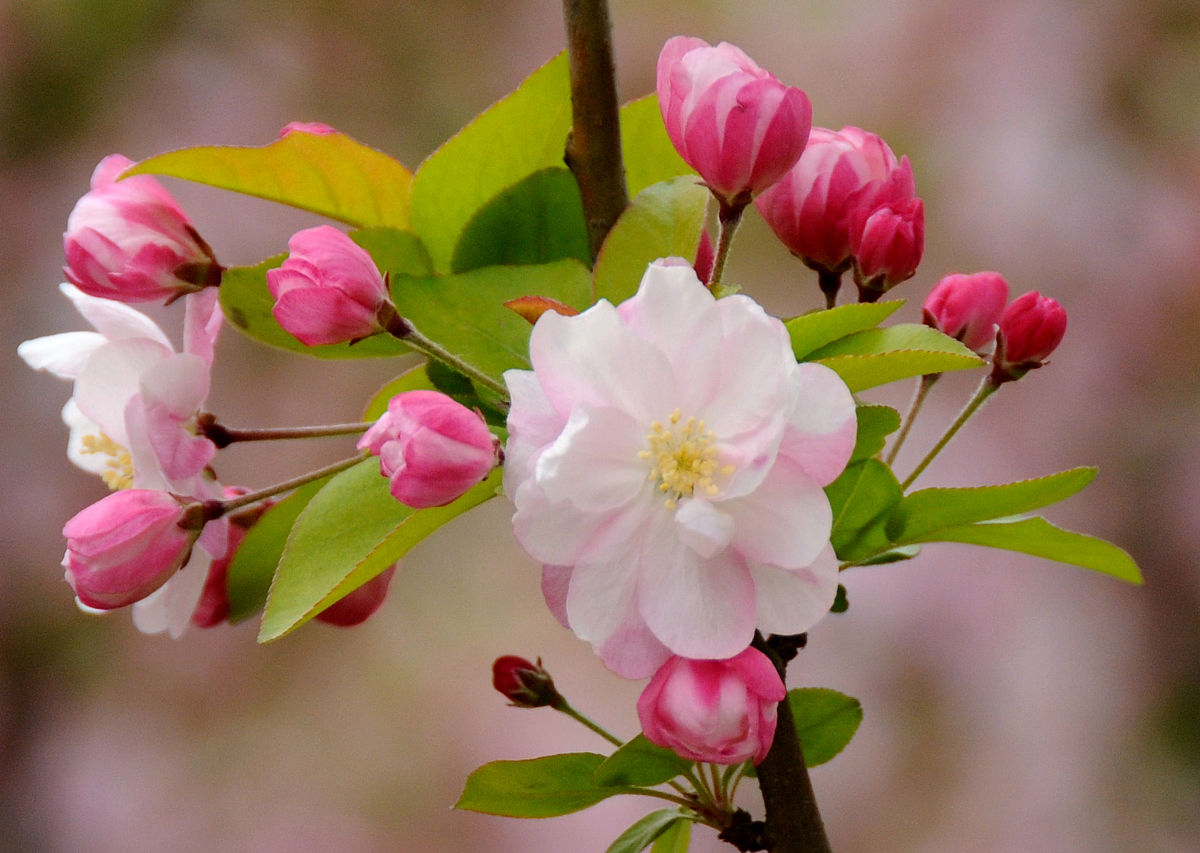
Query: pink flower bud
492 655 562 708
266 225 392 346
657 36 812 208
851 198 925 299
637 648 786 765
63 155 222 303
63 490 201 610
279 121 338 137
755 126 916 276
315 565 397 627
358 390 500 508
992 291 1067 383
923 272 1010 354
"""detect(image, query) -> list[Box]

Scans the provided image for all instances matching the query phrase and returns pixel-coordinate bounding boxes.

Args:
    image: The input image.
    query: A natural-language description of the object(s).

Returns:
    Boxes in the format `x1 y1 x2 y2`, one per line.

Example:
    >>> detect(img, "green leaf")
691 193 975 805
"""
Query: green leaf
606 810 690 853
219 254 411 359
224 476 330 623
651 819 691 853
786 301 904 361
456 753 635 818
593 177 710 305
390 259 592 385
451 168 590 272
594 735 694 787
826 459 903 562
850 404 901 464
620 94 695 198
902 516 1143 584
853 545 921 566
258 461 501 642
788 688 863 767
411 52 572 271
124 129 413 228
808 324 984 392
351 226 434 278
888 468 1098 543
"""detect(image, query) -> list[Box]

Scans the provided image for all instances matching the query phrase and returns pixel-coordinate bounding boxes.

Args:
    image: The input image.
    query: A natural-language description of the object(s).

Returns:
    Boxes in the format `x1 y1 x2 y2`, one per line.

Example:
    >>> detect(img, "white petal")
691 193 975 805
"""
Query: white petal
748 545 839 635
74 337 171 446
132 547 211 637
725 457 832 569
535 405 646 510
502 368 565 490
61 401 109 477
674 499 735 558
615 261 714 362
779 362 857 487
139 352 210 417
61 283 173 347
18 331 106 379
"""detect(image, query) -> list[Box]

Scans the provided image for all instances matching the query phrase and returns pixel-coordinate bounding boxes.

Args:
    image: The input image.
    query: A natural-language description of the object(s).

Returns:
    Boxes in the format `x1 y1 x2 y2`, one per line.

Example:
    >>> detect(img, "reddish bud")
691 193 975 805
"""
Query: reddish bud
315 565 397 627
923 272 1010 354
492 656 561 708
992 291 1067 383
851 197 925 300
693 229 716 284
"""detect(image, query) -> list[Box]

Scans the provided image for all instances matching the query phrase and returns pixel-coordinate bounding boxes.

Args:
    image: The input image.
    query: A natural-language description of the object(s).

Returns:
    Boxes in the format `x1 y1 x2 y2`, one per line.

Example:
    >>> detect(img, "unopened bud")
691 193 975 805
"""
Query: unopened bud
991 291 1067 384
492 655 562 708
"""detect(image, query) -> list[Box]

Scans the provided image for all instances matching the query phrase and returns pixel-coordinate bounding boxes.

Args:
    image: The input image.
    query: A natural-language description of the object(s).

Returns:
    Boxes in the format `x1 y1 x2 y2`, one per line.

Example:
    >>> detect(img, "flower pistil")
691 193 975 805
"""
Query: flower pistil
641 408 735 509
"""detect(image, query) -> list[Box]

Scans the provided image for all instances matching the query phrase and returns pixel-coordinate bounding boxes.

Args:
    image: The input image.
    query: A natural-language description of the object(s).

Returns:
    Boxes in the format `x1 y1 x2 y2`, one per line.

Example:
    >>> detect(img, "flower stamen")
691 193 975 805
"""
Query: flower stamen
81 432 134 490
641 408 732 509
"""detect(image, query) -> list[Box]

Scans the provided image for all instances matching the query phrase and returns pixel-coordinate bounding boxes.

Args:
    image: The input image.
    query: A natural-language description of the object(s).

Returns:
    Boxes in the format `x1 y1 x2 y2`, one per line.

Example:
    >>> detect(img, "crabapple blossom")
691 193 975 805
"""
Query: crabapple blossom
504 260 856 678
637 648 785 765
63 154 221 303
851 197 925 300
62 489 204 610
315 565 397 626
358 390 501 508
267 225 393 346
992 291 1067 384
656 36 811 208
923 272 1010 354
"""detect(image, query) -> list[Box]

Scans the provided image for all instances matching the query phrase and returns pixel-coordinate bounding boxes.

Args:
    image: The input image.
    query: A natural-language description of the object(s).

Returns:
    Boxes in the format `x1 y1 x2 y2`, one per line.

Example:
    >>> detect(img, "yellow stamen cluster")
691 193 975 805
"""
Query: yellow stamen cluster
81 432 134 490
638 408 735 509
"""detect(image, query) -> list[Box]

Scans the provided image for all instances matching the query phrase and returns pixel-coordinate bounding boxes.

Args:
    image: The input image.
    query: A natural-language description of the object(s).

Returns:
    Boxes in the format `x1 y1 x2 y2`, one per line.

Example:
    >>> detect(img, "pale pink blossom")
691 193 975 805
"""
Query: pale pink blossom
64 154 221 303
267 225 391 346
992 291 1067 383
358 390 501 508
923 272 1010 354
657 36 811 207
504 260 856 677
637 648 786 765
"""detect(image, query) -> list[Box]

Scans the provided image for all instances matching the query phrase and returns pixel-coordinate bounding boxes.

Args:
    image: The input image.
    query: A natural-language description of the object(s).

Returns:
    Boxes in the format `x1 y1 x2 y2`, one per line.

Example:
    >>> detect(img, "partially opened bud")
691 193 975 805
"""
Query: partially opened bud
851 198 925 300
923 272 1009 354
492 656 562 708
657 36 811 209
64 155 222 303
637 648 786 765
992 291 1067 384
63 489 202 610
358 390 501 508
315 565 397 626
267 225 392 346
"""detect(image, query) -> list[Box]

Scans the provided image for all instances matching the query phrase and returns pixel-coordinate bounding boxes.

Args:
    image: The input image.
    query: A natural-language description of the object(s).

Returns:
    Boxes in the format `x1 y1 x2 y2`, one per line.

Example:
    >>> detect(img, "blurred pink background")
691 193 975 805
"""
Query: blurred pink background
4 0 1198 850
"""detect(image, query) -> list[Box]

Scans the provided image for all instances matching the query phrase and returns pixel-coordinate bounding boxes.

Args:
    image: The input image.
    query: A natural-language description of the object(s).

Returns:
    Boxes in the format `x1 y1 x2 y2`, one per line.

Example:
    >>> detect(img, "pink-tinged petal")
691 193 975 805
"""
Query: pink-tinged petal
725 457 832 569
271 287 381 346
674 499 735 558
59 283 174 347
778 362 857 487
183 287 222 365
139 396 216 482
564 556 641 652
535 405 647 511
593 609 673 679
615 261 715 360
502 368 566 489
540 564 572 628
17 331 105 379
747 545 838 636
74 337 172 447
139 352 210 418
511 482 654 566
132 545 213 637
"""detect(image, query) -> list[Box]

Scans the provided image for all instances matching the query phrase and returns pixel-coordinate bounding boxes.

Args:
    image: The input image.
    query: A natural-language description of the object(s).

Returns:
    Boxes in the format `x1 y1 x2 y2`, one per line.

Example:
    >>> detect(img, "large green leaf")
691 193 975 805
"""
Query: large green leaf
888 468 1098 542
850 404 901 464
606 810 691 853
258 460 501 642
451 168 590 272
786 301 904 361
593 177 710 304
124 129 412 228
808 324 983 392
651 819 691 853
594 735 694 788
411 52 573 271
903 516 1143 584
620 94 694 198
456 753 635 818
788 688 863 767
390 259 593 386
826 459 903 562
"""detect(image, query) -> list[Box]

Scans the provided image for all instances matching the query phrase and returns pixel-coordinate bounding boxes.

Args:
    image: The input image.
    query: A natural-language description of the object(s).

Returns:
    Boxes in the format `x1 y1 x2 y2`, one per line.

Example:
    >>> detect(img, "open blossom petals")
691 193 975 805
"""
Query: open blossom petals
535 406 647 511
748 545 838 636
502 369 566 488
133 545 214 638
74 337 173 448
513 485 654 567
183 287 223 365
778 363 857 487
17 331 105 380
724 459 832 569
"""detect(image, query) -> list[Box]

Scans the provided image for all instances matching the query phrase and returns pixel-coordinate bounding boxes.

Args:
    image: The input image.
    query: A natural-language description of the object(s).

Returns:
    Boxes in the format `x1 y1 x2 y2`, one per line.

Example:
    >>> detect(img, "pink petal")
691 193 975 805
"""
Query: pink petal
747 545 838 636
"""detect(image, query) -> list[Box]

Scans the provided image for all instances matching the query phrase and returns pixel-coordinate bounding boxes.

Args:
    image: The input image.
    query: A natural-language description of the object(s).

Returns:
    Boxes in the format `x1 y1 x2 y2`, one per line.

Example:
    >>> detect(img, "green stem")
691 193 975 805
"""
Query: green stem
552 698 624 748
200 417 373 448
710 200 746 286
205 453 367 519
900 376 998 491
379 305 509 401
883 373 939 466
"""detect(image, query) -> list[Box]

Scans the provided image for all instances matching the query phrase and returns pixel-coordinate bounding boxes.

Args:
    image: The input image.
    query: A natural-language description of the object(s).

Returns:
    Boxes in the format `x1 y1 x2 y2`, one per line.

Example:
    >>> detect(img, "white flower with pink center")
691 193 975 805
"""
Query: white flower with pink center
504 260 857 678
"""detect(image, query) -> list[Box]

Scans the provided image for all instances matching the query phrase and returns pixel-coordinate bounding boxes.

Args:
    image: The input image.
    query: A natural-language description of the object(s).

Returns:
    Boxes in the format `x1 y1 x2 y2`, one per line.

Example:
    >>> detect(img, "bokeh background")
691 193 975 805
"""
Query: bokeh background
3 0 1199 850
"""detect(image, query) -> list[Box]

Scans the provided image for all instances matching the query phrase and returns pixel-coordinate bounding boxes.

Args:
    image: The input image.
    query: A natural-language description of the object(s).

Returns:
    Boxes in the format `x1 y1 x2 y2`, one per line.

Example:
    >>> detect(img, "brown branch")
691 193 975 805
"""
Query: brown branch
561 0 629 262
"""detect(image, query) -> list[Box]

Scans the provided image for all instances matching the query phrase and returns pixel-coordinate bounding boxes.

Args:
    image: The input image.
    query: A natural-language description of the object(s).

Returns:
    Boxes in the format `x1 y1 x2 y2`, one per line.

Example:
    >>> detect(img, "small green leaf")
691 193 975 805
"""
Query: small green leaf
888 468 1098 543
850 404 901 464
451 168 590 272
830 584 849 613
809 324 983 392
593 177 710 304
787 301 904 361
411 52 572 271
594 735 694 787
224 476 330 623
258 461 501 642
606 810 690 853
620 94 695 198
651 819 691 853
351 226 433 278
456 753 633 818
789 688 863 767
903 516 1143 584
219 254 411 359
851 545 921 567
826 459 903 562
124 130 413 228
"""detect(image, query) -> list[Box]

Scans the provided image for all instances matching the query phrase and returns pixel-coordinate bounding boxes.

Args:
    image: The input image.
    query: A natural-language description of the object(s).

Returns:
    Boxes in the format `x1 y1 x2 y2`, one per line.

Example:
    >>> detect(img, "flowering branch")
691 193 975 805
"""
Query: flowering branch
562 0 629 261
900 377 997 490
207 452 368 518
198 415 373 448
